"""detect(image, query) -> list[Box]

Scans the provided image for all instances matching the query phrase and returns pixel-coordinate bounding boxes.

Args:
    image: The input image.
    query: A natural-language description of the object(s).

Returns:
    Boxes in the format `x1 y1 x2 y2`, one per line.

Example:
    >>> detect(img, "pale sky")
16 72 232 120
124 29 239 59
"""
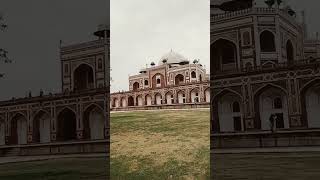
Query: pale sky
0 0 319 99
0 0 109 100
110 0 210 92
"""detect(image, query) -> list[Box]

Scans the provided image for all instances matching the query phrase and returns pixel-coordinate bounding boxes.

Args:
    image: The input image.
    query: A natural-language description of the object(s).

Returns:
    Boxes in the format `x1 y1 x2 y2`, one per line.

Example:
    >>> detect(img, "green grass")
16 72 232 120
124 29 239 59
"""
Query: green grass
0 157 108 180
213 152 320 180
110 109 210 179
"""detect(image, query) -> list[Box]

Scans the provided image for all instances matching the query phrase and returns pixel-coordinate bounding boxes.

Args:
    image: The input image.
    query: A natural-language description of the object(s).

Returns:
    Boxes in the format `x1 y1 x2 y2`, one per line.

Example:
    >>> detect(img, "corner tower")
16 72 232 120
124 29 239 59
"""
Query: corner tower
60 24 110 93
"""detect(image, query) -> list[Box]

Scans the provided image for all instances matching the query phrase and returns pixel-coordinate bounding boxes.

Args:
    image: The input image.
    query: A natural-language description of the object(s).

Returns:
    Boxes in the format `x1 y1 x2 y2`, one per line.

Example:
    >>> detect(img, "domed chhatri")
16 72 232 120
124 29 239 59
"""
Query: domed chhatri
158 50 189 65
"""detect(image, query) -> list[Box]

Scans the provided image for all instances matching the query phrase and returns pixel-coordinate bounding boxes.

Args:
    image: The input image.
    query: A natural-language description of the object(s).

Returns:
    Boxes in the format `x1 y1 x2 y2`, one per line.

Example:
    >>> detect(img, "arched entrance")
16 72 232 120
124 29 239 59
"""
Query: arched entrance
215 92 243 132
83 105 105 140
155 93 162 105
73 64 94 91
136 95 143 106
33 111 51 143
286 40 294 65
175 74 184 85
255 86 289 130
128 96 134 106
165 92 174 105
10 113 28 145
177 91 186 104
302 81 320 128
190 89 200 103
121 97 127 107
205 88 210 103
57 108 77 141
114 98 120 108
145 95 152 106
0 119 5 145
211 39 237 73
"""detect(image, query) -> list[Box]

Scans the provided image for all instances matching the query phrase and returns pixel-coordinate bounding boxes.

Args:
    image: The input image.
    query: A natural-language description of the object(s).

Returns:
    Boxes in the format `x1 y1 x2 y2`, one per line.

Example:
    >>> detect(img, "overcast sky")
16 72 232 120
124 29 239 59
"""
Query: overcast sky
0 0 320 98
0 0 109 100
110 0 210 92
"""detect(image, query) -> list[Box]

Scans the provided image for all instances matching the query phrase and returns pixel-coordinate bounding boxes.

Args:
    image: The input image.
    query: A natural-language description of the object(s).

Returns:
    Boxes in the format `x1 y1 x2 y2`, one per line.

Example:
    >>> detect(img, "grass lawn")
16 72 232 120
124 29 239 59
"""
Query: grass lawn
110 109 210 180
213 152 320 180
0 157 108 180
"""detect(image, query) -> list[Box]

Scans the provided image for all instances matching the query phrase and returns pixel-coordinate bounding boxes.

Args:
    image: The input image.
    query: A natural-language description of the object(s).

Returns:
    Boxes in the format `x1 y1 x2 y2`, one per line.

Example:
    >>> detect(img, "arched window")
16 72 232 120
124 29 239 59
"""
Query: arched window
232 101 240 112
274 97 282 109
97 59 103 69
133 82 139 91
175 74 184 85
157 78 160 84
260 31 276 52
243 31 251 46
286 40 294 65
211 39 237 73
144 80 148 86
191 71 196 78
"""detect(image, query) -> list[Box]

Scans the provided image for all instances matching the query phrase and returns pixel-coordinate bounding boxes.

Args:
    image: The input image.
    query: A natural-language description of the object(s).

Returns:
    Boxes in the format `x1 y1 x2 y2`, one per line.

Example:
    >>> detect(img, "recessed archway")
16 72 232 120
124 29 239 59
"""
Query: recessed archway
204 88 210 103
286 40 294 65
73 64 94 91
301 80 320 128
177 91 186 104
121 97 127 107
216 92 243 132
128 96 134 107
155 93 162 105
83 104 105 140
165 92 174 105
136 95 143 106
190 89 200 103
133 82 139 91
145 94 152 106
260 31 276 52
175 74 184 85
10 113 28 145
33 110 51 143
211 39 237 73
57 108 77 141
254 85 289 130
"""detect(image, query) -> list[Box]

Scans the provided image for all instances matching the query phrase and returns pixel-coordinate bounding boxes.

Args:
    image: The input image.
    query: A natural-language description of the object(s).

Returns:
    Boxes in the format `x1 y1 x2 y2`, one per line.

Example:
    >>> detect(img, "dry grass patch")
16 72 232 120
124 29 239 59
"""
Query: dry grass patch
111 109 210 179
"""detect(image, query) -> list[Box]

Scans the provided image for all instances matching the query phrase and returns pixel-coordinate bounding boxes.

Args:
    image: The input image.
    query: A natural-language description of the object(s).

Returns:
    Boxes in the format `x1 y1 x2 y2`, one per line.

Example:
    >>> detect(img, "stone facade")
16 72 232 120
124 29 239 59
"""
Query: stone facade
111 51 210 110
0 25 110 156
211 1 320 148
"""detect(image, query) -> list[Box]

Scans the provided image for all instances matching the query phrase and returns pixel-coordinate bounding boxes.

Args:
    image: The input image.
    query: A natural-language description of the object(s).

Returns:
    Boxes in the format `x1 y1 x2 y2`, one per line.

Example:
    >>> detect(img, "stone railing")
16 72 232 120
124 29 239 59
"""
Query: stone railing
212 58 320 77
211 7 298 26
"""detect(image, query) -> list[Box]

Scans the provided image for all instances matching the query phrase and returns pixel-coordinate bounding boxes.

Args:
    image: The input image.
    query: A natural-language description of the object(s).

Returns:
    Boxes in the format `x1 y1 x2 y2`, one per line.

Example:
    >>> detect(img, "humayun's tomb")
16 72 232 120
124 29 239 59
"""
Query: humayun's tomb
110 50 210 111
211 0 320 149
0 25 110 156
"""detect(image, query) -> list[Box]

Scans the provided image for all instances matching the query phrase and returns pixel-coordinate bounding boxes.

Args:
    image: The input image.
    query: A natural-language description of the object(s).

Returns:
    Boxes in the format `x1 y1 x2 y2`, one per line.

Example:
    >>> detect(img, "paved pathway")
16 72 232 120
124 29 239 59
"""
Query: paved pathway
0 153 108 164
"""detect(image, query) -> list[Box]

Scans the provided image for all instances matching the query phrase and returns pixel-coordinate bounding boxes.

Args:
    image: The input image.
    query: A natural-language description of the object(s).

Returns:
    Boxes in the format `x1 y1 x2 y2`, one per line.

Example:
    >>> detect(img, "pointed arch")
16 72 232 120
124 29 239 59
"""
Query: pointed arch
211 38 238 73
190 88 200 103
33 110 51 143
260 30 276 52
286 39 294 65
73 63 94 91
83 104 105 140
254 84 289 130
57 107 77 141
10 112 28 145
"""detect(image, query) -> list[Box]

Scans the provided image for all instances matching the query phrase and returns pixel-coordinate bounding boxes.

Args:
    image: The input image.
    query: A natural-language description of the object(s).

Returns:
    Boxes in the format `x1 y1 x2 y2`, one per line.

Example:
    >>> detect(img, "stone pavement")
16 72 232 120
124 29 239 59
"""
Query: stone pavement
0 153 108 164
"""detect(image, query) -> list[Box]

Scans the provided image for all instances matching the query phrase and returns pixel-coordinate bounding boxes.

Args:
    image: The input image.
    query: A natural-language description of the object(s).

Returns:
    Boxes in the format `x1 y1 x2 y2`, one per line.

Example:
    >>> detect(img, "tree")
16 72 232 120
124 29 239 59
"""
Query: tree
0 14 11 78
265 0 282 8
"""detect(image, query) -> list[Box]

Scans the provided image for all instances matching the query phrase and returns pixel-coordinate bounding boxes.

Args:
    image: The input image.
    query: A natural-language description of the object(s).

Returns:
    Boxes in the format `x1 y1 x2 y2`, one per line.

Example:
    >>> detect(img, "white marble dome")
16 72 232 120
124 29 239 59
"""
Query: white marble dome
158 50 188 65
